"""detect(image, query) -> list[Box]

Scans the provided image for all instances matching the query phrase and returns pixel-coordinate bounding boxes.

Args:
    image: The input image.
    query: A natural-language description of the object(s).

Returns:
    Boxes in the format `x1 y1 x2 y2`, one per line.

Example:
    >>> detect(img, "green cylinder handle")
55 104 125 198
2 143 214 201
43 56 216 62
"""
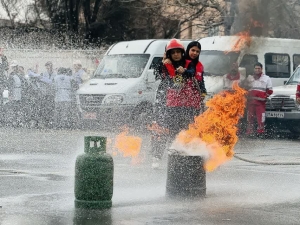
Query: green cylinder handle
84 136 107 154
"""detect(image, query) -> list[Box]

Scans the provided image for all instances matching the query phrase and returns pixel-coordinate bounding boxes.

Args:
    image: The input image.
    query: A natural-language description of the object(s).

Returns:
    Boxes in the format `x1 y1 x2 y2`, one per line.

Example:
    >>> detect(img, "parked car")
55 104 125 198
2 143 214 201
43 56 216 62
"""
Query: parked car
265 66 300 138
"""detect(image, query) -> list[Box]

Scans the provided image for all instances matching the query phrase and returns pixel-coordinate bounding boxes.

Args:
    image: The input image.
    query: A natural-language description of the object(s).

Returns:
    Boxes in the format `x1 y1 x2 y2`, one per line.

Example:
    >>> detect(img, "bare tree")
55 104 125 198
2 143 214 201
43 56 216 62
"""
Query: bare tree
156 0 228 38
0 0 23 27
230 0 300 38
268 0 300 38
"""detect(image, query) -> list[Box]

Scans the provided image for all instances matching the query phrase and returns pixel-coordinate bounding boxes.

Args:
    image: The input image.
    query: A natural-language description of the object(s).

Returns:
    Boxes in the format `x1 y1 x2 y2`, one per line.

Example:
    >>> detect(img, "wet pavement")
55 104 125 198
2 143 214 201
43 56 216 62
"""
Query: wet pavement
0 127 300 225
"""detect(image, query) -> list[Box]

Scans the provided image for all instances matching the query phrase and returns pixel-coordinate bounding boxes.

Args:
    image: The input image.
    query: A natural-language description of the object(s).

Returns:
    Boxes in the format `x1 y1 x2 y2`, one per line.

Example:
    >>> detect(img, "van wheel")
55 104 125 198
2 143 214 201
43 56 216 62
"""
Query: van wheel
130 103 153 132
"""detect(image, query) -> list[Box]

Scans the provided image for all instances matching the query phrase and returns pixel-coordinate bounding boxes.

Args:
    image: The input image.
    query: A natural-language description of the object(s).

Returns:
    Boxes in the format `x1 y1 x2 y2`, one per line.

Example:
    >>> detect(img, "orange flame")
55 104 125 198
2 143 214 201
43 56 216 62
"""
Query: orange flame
230 31 252 53
175 82 247 172
228 18 264 53
250 18 264 28
114 128 142 159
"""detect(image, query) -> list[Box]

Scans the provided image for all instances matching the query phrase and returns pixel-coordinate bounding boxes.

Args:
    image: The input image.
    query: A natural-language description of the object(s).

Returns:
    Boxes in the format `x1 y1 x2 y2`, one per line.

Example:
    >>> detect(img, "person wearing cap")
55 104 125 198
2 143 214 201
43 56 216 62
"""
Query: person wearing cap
159 41 207 113
149 38 198 169
73 60 89 85
7 60 26 126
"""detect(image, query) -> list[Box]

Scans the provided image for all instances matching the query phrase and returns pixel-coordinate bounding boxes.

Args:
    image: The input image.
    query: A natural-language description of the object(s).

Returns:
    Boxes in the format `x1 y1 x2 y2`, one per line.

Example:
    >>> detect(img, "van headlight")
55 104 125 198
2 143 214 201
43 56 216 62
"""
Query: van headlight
103 95 124 104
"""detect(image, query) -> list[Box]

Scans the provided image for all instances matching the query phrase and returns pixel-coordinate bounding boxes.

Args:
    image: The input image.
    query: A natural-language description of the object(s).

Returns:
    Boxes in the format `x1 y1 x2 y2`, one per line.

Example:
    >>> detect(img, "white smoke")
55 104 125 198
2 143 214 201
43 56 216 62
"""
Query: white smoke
169 137 210 159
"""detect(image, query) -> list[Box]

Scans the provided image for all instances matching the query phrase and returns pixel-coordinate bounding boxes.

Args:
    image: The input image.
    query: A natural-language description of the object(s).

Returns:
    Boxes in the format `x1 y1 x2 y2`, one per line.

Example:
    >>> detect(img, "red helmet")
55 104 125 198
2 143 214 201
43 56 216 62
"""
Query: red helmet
166 39 185 52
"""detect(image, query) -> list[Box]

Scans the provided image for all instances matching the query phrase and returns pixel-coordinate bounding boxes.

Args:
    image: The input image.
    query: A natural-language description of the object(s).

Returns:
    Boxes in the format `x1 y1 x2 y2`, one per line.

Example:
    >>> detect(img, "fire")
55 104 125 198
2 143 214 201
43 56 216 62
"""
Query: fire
230 31 252 53
174 82 247 172
114 127 142 159
228 19 264 53
250 18 264 28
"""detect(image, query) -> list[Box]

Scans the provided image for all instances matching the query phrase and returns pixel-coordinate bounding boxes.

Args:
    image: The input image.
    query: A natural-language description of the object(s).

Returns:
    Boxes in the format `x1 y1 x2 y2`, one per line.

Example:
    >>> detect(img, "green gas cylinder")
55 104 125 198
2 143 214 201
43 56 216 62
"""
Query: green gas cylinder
75 136 113 209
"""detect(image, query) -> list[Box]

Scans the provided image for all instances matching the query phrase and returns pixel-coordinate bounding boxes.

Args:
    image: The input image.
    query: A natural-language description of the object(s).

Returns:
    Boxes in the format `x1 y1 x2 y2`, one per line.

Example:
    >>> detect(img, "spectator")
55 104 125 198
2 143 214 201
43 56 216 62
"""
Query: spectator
28 61 56 128
53 67 75 129
0 48 9 106
73 60 89 85
7 60 25 126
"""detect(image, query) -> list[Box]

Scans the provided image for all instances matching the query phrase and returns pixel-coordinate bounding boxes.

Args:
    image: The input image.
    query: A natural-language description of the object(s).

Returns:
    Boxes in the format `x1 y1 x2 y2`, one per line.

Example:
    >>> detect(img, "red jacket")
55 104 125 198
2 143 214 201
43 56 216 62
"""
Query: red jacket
247 73 273 104
296 84 300 98
164 60 203 108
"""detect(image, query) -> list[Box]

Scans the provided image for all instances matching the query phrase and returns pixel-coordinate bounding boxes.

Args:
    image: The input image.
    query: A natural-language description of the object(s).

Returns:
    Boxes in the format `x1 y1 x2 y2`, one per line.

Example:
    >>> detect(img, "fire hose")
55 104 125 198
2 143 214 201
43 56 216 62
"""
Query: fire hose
233 154 300 165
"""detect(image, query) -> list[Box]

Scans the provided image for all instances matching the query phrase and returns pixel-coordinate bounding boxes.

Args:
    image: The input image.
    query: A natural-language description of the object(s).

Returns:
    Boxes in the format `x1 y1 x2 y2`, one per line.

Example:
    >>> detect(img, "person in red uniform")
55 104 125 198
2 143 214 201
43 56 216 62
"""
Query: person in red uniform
150 39 202 168
296 83 300 104
245 62 273 136
223 62 241 90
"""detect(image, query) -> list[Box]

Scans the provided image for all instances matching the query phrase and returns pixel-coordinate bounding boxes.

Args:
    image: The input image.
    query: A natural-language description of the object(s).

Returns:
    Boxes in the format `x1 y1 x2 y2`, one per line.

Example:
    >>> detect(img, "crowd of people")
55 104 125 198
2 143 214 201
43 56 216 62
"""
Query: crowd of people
0 49 89 129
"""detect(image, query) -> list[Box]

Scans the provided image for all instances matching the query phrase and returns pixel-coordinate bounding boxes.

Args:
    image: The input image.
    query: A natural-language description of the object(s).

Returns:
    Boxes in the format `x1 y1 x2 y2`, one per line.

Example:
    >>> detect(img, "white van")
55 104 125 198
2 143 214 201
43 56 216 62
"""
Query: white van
77 39 192 126
198 36 300 97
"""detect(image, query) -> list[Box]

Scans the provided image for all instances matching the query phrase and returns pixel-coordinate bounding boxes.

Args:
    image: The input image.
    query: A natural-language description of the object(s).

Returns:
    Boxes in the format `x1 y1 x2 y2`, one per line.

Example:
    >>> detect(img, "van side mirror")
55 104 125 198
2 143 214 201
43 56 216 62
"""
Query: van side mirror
145 69 155 83
284 80 287 85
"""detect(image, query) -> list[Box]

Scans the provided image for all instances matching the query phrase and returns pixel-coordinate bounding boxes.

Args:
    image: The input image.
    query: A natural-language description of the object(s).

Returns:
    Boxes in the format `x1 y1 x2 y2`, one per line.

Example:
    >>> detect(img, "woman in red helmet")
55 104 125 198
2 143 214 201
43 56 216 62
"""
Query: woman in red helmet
150 39 200 168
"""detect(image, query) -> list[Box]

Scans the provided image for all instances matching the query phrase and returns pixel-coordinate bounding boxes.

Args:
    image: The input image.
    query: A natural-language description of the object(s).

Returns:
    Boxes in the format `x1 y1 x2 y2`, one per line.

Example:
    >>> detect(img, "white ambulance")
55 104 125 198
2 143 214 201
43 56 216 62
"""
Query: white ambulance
198 36 300 97
198 35 300 137
77 39 192 127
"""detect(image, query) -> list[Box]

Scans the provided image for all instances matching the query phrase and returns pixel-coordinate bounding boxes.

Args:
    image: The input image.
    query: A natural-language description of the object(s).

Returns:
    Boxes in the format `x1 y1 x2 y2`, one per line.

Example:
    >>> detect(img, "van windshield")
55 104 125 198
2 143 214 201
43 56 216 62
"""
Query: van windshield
93 54 150 79
200 51 240 76
286 66 300 85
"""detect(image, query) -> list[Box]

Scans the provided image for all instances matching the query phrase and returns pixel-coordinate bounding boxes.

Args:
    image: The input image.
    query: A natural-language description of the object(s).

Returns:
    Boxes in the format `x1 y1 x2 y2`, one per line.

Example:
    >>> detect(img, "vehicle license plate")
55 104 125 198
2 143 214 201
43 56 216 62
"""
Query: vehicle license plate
83 112 97 119
266 112 284 118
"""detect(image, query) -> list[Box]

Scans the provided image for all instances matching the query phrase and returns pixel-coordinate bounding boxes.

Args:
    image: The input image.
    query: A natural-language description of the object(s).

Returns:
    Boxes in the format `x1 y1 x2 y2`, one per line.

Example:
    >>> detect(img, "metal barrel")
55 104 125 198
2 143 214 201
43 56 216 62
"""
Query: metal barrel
166 152 206 199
